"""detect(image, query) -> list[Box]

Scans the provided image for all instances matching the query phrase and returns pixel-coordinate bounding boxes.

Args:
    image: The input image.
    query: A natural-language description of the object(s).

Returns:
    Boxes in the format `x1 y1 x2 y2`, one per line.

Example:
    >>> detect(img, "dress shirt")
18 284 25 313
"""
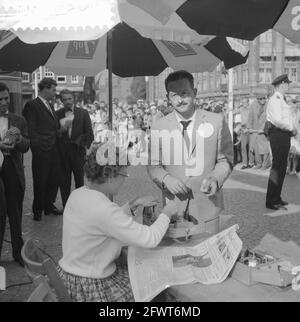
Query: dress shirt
266 91 295 132
65 107 74 138
0 114 8 140
38 96 54 117
174 110 196 153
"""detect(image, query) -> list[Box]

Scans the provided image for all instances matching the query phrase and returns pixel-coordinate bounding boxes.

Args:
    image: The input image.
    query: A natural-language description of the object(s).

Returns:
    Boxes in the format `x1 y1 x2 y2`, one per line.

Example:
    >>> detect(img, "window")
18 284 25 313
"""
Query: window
242 69 248 84
259 68 265 83
57 76 67 83
266 68 272 83
266 30 272 42
210 74 215 89
45 67 54 79
285 68 297 82
216 75 220 89
22 73 30 83
203 73 208 91
71 75 79 84
291 68 297 82
260 33 267 42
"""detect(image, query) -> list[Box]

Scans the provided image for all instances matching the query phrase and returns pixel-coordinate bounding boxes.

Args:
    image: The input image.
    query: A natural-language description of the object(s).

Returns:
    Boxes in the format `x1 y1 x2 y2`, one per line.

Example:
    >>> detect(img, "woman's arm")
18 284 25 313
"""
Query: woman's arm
101 202 170 248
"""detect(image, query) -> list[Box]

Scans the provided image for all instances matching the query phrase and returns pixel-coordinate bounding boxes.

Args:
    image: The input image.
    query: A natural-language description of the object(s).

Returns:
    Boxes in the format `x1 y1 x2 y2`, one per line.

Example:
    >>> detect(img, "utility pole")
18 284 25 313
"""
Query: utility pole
228 68 234 138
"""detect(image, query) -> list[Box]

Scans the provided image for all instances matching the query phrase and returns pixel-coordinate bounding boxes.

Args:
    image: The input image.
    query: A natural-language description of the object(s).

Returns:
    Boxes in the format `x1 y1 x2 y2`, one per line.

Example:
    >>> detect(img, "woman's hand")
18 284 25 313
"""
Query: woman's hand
162 200 178 219
129 195 159 211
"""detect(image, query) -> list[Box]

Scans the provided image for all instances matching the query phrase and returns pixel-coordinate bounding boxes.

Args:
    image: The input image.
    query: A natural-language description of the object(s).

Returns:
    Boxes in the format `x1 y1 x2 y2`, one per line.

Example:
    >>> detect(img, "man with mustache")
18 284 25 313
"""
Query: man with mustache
147 70 233 232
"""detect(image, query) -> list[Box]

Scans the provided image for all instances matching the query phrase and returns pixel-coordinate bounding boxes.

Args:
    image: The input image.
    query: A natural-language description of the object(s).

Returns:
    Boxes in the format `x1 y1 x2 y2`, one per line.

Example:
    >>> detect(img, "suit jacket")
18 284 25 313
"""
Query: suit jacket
1 113 30 190
55 107 94 154
23 97 59 152
147 109 233 223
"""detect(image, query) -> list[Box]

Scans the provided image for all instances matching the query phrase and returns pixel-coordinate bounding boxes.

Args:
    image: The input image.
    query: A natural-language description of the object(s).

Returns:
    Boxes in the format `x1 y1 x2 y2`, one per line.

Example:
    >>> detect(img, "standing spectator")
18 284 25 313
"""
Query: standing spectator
56 89 94 207
235 98 254 169
247 94 270 169
0 82 30 266
23 78 62 221
265 74 297 210
0 176 6 261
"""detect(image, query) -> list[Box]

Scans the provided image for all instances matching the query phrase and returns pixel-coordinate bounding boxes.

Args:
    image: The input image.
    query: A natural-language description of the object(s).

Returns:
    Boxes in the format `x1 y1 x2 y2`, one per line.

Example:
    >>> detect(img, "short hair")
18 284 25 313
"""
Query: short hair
84 143 128 184
0 82 9 93
165 70 194 92
38 78 57 91
60 89 74 100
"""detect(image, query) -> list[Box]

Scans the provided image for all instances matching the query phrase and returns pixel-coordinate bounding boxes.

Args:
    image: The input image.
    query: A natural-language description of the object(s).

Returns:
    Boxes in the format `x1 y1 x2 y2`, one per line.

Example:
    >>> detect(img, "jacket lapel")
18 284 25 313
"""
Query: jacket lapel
37 97 56 121
190 109 206 157
70 107 80 139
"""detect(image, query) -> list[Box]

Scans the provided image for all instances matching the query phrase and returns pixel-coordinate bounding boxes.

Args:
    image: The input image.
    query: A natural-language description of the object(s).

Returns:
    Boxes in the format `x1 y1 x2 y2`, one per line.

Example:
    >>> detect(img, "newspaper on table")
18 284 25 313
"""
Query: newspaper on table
128 224 242 302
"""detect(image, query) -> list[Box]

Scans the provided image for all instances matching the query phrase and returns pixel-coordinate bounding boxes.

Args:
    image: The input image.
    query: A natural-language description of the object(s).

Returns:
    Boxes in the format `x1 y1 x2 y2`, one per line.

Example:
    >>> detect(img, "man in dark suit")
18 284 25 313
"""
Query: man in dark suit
56 89 94 206
0 82 29 266
23 78 62 221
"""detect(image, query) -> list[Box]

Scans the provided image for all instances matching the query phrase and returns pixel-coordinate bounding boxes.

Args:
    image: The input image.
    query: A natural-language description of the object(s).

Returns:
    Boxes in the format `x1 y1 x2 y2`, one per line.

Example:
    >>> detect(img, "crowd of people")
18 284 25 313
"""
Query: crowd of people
0 69 300 302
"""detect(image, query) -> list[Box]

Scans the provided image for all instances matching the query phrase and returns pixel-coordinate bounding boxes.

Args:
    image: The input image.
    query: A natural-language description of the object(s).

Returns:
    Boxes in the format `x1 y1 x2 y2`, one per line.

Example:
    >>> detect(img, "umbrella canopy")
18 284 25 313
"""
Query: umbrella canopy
0 0 122 42
122 0 300 44
0 23 248 77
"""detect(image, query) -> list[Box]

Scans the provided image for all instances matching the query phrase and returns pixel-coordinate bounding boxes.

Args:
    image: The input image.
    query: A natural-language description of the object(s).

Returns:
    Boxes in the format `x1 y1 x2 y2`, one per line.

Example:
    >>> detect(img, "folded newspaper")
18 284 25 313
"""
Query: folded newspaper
128 224 242 302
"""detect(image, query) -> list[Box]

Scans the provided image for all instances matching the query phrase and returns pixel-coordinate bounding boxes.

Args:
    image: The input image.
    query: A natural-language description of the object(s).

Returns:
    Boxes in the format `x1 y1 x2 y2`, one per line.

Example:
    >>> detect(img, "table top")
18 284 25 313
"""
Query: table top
165 232 300 302
168 277 300 302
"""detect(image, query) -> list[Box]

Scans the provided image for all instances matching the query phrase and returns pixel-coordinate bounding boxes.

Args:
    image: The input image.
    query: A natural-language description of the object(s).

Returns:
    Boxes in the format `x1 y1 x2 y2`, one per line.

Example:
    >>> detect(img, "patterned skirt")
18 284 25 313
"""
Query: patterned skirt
57 265 135 302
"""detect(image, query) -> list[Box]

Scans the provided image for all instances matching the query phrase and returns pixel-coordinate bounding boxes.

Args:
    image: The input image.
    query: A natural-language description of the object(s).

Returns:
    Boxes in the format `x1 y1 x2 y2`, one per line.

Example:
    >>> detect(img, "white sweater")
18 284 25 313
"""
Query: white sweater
59 186 170 278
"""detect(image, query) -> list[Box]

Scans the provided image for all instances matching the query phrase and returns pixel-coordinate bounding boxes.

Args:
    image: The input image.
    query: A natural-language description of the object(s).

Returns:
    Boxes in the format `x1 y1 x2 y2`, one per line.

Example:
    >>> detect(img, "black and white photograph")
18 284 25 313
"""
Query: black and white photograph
0 0 300 306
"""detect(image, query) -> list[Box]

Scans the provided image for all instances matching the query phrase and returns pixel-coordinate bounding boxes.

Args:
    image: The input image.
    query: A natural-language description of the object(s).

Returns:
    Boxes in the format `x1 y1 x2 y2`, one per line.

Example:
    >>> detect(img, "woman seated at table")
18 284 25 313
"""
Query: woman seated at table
58 144 177 302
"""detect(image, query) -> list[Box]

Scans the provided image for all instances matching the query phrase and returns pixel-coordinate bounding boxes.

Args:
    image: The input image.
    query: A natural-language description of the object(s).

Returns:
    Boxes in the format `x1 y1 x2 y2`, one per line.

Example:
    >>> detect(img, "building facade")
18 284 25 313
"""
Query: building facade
21 67 85 107
147 31 300 101
95 70 133 104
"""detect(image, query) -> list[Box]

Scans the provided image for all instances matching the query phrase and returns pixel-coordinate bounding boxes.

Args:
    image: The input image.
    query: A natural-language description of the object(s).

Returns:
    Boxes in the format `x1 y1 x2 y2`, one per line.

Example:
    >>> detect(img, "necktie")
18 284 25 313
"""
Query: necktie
45 101 55 118
180 120 191 152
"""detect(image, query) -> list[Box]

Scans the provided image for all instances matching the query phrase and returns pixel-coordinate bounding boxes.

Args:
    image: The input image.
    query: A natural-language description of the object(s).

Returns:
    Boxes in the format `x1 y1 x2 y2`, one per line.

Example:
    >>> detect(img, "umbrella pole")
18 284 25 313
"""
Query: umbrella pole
107 29 113 202
228 68 234 138
107 30 113 131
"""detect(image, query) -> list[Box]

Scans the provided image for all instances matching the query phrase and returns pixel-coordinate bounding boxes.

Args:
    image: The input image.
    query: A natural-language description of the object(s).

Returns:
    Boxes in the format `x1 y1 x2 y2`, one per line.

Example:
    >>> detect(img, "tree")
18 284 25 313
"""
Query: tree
130 76 146 102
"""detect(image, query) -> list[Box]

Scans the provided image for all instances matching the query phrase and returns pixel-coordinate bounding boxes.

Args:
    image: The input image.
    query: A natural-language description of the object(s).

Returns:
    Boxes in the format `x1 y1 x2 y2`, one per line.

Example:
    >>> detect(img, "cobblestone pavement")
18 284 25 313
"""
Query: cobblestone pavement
1 153 300 301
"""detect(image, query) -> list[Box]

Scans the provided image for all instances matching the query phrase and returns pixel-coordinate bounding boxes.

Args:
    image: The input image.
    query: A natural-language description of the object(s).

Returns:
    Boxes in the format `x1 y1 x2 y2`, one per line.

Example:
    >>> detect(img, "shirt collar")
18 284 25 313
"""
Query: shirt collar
38 95 50 107
274 91 284 99
174 109 196 125
0 110 8 117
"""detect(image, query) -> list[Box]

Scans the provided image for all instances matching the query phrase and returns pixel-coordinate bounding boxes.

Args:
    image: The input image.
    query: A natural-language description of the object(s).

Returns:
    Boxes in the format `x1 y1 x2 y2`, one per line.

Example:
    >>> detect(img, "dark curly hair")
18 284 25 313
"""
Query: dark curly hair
84 143 128 184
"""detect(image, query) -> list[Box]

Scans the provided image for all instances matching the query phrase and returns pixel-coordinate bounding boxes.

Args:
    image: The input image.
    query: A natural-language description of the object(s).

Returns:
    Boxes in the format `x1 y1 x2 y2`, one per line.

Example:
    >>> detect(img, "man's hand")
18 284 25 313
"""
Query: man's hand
129 195 158 211
292 129 297 137
163 175 189 195
7 126 20 137
0 141 15 150
7 126 22 143
200 177 219 197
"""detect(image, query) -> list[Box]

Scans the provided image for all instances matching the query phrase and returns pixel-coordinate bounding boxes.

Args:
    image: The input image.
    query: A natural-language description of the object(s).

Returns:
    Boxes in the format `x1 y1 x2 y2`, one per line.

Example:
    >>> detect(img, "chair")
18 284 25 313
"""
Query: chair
21 239 72 302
